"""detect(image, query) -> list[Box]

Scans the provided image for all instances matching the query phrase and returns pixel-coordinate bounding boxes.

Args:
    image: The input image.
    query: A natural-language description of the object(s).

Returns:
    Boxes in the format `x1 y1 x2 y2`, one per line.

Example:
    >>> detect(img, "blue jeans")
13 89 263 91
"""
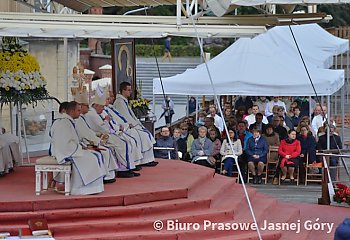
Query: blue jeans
223 157 235 177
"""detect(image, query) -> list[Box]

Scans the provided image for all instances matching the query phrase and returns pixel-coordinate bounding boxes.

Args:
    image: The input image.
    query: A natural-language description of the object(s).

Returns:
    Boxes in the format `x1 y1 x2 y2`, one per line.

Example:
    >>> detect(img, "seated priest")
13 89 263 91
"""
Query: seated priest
50 101 105 195
0 126 21 169
113 81 157 167
73 92 118 183
153 126 178 159
0 138 14 176
84 91 142 177
102 91 155 165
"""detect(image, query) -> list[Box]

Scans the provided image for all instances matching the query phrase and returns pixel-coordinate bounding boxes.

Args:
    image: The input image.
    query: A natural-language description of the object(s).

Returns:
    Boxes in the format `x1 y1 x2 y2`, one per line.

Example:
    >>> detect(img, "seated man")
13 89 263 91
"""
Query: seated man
74 92 118 182
114 82 157 167
246 128 268 184
50 101 105 195
103 92 154 166
84 93 142 177
153 127 178 159
249 112 268 134
191 126 215 168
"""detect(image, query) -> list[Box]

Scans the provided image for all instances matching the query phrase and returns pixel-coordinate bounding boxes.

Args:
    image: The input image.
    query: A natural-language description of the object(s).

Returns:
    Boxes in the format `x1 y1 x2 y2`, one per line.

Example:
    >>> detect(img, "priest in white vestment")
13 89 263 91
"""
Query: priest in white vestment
84 93 142 174
113 82 156 166
74 92 118 183
103 94 154 160
0 139 14 175
0 127 21 167
50 101 104 195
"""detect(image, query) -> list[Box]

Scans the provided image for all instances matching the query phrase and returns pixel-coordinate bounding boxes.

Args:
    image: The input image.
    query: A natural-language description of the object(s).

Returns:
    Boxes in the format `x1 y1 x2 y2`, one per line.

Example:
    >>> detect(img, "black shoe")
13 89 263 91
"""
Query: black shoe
103 178 116 184
141 161 158 167
8 168 14 173
0 171 5 177
133 166 142 171
130 171 141 177
257 175 262 184
116 171 134 178
252 175 258 184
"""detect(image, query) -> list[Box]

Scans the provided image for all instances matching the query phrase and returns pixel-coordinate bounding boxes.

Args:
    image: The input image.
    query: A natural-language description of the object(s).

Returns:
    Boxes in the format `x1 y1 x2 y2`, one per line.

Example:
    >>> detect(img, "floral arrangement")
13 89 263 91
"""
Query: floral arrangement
129 97 150 119
333 183 350 205
0 37 48 105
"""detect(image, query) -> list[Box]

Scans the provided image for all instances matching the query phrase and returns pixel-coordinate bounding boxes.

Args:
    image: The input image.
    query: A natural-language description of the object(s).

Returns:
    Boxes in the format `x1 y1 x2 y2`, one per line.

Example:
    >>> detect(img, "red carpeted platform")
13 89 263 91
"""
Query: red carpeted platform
0 159 347 240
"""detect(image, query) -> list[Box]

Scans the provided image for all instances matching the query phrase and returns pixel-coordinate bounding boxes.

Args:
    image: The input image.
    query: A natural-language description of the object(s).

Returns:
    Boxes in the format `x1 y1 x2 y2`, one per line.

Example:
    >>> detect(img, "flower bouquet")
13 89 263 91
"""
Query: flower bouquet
129 97 150 119
0 37 48 106
333 183 350 206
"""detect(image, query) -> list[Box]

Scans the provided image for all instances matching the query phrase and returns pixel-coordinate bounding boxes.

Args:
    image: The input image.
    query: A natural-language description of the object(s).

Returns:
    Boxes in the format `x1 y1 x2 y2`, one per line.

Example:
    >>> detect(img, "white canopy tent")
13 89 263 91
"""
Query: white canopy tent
267 24 349 57
153 37 344 96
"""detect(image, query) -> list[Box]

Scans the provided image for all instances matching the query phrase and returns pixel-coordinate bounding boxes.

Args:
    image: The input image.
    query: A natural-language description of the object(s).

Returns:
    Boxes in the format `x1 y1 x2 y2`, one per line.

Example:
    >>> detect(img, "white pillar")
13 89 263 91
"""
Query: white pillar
63 38 69 101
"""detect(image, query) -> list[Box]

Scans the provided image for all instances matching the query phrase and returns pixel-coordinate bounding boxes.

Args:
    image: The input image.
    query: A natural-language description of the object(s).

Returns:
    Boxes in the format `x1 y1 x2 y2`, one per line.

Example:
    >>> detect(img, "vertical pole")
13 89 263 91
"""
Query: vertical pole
16 104 23 165
347 50 349 104
176 0 181 27
195 96 199 121
334 55 338 116
341 82 345 145
186 95 189 117
327 96 330 150
309 96 312 120
20 106 30 164
63 38 69 101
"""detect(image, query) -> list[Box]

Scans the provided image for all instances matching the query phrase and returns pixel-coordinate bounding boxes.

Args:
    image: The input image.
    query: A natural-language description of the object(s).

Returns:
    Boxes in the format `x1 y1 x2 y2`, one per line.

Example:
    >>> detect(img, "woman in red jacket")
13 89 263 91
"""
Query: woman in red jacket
278 129 301 183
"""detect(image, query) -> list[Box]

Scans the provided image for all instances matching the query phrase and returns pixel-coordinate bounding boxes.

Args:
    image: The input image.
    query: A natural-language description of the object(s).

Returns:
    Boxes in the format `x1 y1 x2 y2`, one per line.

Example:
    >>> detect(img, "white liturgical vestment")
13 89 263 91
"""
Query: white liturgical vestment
50 113 104 195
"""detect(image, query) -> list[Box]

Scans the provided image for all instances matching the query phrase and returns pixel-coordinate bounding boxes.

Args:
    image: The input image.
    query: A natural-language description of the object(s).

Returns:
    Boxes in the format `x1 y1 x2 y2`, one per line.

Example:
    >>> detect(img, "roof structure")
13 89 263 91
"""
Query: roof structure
52 0 350 13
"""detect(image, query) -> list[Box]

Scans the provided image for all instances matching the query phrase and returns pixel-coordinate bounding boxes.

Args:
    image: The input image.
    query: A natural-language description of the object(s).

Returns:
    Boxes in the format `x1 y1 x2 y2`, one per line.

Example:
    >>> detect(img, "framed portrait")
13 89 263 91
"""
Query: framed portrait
112 39 136 98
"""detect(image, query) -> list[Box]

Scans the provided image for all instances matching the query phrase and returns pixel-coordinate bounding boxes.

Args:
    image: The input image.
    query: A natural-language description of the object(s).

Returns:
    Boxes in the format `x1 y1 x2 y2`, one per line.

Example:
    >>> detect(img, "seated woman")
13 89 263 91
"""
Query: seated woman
246 128 269 184
191 126 215 168
220 127 243 177
278 129 301 183
297 125 317 183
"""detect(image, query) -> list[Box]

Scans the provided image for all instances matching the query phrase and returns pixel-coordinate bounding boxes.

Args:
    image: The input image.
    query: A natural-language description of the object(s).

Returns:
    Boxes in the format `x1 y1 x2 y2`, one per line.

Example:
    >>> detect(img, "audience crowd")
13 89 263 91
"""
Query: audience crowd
154 96 343 185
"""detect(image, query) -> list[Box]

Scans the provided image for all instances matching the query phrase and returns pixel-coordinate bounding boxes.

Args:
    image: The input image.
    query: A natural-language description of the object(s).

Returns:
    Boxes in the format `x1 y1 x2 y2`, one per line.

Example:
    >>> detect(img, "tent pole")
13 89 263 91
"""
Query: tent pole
341 82 345 145
186 95 189 117
195 96 199 121
309 96 312 120
152 93 155 122
345 51 350 104
327 95 330 150
334 55 338 116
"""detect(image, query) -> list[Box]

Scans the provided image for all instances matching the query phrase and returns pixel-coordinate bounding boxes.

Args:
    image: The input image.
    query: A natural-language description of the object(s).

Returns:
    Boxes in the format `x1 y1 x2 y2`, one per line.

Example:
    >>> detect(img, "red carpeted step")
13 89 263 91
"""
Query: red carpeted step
52 209 234 239
204 231 282 240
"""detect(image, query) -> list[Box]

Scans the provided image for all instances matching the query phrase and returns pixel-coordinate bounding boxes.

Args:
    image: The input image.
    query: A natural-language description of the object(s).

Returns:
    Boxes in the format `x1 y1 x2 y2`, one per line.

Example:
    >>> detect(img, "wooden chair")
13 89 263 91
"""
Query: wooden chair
266 146 279 183
35 156 71 196
278 158 300 186
247 162 268 184
220 155 240 182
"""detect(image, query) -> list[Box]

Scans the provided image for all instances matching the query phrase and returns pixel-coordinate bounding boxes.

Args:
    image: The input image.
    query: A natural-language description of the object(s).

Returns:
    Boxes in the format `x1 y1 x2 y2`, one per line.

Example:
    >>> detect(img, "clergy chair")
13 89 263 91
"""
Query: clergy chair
35 156 71 196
